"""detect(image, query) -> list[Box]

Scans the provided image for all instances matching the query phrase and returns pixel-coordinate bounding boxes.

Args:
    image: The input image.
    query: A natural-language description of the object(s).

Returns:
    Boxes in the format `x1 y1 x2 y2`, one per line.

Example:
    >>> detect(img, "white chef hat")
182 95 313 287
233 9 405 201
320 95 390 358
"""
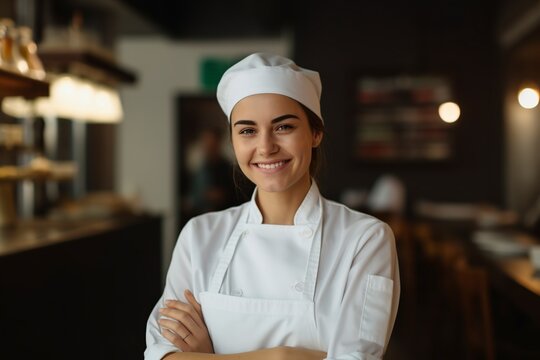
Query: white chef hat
217 52 323 122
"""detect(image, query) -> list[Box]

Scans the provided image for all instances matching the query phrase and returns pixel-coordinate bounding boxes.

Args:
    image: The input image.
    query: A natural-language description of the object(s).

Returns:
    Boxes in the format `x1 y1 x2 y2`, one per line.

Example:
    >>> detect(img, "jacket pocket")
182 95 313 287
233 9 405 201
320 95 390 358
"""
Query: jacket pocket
360 274 394 346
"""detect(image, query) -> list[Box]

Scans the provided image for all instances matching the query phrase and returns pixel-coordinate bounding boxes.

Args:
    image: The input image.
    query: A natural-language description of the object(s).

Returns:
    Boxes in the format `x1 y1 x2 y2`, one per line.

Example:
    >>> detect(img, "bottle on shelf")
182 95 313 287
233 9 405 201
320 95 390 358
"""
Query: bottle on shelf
0 18 14 68
18 26 45 80
0 18 29 74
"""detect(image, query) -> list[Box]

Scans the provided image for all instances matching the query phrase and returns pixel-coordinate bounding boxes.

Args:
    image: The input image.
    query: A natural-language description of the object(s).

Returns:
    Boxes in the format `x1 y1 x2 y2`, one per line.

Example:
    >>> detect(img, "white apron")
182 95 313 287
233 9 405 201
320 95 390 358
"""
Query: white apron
199 200 323 354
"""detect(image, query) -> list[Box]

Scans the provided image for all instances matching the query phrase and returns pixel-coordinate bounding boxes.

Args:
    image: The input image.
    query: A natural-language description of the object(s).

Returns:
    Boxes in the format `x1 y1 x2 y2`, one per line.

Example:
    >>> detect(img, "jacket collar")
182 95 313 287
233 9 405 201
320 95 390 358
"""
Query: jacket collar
247 180 321 225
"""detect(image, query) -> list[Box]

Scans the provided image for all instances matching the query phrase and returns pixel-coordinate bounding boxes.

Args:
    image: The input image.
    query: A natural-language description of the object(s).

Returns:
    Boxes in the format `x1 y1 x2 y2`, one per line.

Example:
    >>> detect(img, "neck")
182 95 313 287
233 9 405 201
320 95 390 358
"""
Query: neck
256 174 312 225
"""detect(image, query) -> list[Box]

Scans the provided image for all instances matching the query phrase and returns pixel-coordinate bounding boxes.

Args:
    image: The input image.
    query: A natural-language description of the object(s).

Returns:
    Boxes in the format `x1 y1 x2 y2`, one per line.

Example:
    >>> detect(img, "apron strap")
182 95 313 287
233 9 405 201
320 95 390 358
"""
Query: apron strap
208 210 249 293
302 197 323 302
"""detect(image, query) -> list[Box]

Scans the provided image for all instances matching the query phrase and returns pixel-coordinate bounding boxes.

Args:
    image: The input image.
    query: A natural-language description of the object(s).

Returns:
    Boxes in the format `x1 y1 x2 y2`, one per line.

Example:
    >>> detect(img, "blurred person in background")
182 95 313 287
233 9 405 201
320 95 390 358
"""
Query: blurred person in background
185 127 236 217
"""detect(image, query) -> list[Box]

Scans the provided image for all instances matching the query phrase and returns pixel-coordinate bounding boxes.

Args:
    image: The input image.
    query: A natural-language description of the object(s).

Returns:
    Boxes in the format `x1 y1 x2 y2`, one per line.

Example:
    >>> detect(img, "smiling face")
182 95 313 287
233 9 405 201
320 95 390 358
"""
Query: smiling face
230 93 323 196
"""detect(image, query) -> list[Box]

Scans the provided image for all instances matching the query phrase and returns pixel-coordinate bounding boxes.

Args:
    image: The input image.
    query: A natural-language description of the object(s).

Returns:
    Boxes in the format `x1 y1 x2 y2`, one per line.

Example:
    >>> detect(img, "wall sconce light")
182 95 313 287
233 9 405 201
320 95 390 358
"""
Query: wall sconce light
517 86 539 109
438 101 460 123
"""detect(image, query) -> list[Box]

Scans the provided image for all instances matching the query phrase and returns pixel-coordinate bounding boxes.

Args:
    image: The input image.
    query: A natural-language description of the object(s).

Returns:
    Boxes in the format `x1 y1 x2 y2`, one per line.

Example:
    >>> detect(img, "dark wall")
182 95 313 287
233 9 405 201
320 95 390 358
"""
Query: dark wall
293 0 504 210
87 123 117 192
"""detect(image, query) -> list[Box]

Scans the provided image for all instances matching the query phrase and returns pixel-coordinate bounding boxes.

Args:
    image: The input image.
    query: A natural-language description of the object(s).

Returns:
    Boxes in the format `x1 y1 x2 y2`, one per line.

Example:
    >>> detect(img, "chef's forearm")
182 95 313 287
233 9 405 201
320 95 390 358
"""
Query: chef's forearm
162 347 326 360
162 348 277 360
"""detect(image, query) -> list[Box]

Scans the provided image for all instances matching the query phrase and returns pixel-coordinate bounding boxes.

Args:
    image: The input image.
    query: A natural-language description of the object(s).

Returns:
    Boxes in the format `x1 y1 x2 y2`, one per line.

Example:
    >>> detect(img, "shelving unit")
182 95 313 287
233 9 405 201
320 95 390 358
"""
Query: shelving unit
0 47 136 224
354 75 455 162
0 67 52 225
0 67 49 98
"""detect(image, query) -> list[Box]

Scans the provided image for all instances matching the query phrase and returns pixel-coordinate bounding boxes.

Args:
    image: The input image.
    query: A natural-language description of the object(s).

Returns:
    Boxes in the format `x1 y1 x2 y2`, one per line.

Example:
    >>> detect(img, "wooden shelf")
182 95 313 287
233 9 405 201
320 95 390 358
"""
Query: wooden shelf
0 144 36 153
40 48 137 85
0 67 49 99
0 166 76 183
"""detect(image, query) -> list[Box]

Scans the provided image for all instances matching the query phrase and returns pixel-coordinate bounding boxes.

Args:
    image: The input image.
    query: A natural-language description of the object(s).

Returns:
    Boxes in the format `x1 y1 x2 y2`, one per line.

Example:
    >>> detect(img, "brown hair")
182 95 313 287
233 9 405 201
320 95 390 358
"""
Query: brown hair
298 103 325 179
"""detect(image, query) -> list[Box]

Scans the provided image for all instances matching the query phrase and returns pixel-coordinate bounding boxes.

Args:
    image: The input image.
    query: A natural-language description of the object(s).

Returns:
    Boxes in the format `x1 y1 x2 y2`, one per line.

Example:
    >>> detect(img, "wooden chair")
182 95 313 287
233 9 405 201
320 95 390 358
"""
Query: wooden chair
429 238 469 358
414 222 438 261
386 216 417 304
381 215 420 354
407 222 496 359
438 239 465 308
372 214 417 294
455 260 495 360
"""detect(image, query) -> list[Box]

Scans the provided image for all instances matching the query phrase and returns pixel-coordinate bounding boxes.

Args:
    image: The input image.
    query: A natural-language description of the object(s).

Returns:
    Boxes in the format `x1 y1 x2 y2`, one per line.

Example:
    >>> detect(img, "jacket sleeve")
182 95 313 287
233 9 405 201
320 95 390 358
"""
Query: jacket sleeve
144 220 195 360
325 222 400 360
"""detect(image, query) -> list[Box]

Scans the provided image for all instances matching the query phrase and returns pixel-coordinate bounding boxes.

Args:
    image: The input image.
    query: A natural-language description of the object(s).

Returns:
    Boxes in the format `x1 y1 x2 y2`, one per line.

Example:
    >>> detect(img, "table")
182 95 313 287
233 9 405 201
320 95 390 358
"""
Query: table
425 219 540 324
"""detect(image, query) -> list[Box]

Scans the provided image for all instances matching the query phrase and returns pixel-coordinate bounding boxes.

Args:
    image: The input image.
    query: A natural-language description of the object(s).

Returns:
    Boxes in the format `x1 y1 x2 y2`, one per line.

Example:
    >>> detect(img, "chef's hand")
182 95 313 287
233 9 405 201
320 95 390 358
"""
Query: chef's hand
159 289 214 354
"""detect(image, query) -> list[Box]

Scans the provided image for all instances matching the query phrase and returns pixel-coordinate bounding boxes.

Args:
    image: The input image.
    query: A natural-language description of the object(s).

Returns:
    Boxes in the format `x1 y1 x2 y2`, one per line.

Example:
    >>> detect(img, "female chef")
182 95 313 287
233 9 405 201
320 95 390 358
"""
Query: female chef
145 53 400 360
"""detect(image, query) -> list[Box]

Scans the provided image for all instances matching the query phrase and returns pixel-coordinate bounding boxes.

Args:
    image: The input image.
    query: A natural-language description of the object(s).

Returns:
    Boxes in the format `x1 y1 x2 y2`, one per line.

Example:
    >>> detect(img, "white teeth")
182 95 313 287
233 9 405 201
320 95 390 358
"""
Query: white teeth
257 161 285 169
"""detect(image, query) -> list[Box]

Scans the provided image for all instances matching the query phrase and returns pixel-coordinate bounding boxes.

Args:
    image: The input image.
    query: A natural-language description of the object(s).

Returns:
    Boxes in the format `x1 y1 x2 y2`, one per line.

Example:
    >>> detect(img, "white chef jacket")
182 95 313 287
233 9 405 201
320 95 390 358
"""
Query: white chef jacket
145 182 400 360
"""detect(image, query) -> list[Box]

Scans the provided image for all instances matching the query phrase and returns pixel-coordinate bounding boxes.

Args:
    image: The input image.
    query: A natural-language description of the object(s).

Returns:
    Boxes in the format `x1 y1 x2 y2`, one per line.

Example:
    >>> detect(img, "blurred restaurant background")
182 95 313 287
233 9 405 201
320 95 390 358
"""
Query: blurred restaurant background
1 0 540 358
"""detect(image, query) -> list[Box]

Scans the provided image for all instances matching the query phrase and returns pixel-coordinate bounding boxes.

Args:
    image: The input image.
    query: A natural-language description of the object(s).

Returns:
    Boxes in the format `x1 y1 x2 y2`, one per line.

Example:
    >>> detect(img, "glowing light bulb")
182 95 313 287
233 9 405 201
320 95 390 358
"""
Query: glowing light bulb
518 87 539 109
438 102 460 123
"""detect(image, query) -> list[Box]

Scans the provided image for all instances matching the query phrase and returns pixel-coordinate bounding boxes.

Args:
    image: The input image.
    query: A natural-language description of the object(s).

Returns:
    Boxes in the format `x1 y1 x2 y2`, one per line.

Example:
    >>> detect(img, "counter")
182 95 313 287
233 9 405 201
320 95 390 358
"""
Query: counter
0 214 162 359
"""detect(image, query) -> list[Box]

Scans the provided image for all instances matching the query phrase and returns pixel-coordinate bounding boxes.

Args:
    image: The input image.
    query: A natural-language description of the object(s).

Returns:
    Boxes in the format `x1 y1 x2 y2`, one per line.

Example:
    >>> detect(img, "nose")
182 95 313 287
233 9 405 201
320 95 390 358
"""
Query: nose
257 131 278 156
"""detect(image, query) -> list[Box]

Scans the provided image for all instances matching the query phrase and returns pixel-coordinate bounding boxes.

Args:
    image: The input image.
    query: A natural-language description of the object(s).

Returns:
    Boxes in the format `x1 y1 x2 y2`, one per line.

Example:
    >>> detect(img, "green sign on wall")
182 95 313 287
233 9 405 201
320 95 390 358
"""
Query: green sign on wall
200 57 242 90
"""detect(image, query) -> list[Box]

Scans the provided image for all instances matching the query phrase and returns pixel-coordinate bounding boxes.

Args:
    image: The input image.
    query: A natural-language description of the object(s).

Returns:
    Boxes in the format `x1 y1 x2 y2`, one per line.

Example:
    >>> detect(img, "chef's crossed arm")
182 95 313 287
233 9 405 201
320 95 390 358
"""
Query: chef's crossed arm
163 347 326 360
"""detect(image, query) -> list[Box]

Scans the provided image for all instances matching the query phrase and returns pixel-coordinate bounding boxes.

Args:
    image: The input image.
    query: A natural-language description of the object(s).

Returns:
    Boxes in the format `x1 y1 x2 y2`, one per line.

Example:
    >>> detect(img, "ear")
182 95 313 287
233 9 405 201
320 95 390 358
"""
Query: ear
312 130 323 148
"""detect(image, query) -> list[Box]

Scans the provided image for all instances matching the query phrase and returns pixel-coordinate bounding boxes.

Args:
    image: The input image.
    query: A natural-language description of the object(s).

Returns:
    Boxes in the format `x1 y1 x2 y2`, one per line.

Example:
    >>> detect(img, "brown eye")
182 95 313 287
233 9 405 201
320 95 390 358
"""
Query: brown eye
276 124 294 132
239 128 256 135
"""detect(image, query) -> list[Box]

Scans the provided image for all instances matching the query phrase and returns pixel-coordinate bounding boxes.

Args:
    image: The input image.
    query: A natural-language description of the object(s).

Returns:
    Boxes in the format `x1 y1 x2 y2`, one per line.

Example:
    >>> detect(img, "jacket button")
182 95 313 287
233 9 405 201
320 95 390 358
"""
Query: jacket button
294 281 305 292
300 227 313 238
232 289 243 297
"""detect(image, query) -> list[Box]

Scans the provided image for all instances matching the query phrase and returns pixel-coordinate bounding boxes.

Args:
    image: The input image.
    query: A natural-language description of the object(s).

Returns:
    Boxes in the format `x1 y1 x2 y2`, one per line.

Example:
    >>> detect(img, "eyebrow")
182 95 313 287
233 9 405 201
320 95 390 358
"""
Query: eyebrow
233 114 299 127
